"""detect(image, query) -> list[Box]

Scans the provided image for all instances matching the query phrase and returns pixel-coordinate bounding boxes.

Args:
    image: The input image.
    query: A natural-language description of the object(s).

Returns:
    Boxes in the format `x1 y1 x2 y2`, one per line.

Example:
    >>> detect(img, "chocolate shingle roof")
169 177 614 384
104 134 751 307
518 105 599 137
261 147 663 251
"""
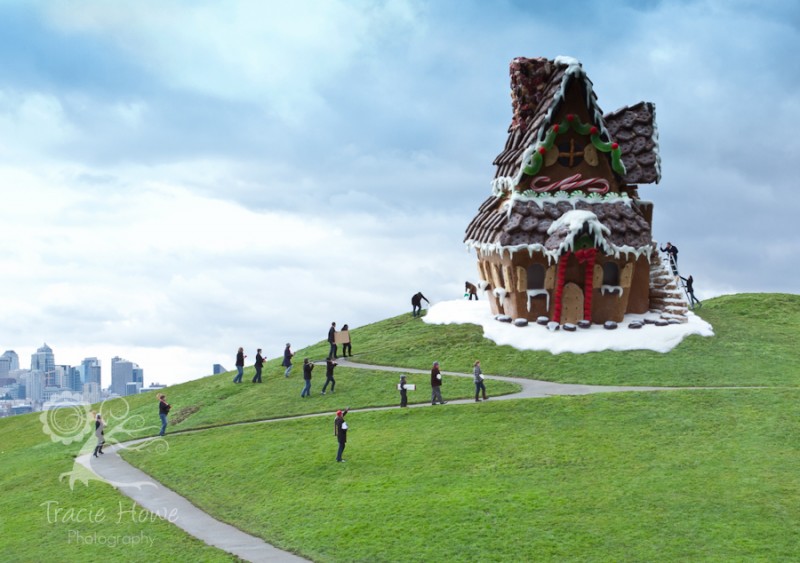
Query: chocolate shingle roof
604 102 661 185
492 57 660 186
464 198 653 255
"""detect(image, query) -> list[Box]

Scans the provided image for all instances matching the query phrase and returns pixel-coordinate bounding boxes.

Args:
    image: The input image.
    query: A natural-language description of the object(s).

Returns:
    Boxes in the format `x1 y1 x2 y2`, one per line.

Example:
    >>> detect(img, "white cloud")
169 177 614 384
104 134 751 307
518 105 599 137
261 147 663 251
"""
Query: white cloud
0 0 797 387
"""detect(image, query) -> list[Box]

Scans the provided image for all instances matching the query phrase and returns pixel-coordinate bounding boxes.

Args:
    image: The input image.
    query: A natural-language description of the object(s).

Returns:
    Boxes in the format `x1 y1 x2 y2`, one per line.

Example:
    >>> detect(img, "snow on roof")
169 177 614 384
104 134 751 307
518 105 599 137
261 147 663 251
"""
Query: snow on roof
423 299 713 354
547 209 611 256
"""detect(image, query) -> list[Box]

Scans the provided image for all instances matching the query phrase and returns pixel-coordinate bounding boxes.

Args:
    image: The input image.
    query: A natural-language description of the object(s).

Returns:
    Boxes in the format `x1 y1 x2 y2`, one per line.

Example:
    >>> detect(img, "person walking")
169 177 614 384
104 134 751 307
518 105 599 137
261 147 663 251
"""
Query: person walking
334 408 349 462
473 360 488 402
252 348 264 383
301 358 314 398
93 413 105 457
158 394 171 436
233 347 246 383
680 274 702 309
340 324 352 357
465 281 479 300
322 357 337 394
282 343 294 377
399 375 408 407
328 322 338 359
411 292 430 317
431 361 446 405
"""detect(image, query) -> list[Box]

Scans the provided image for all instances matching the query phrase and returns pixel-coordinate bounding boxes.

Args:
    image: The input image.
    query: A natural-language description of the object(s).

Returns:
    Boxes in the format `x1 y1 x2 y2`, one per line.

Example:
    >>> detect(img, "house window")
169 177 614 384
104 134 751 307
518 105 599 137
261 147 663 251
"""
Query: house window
557 138 585 168
527 264 545 289
602 262 620 286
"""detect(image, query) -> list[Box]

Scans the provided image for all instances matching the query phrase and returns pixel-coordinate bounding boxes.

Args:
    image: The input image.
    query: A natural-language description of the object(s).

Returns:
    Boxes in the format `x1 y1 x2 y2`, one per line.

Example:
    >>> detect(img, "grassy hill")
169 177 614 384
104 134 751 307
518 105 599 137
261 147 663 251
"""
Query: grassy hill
300 292 798 387
1 293 798 561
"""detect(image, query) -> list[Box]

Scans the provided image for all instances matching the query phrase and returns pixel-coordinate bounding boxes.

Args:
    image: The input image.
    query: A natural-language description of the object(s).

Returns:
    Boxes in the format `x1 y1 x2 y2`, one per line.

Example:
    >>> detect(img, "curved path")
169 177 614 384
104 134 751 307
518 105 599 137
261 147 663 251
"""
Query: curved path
77 359 714 562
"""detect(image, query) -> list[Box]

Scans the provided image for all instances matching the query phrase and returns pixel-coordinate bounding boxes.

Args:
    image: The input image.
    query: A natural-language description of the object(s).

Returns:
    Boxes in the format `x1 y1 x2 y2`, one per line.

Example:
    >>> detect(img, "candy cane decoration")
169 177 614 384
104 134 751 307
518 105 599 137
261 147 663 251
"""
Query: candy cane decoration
530 174 609 194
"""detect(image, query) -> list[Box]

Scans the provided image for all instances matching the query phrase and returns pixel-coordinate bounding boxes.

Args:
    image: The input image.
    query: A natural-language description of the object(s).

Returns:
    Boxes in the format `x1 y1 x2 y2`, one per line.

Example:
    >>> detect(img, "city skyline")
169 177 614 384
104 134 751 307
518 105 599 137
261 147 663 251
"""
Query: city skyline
0 342 152 415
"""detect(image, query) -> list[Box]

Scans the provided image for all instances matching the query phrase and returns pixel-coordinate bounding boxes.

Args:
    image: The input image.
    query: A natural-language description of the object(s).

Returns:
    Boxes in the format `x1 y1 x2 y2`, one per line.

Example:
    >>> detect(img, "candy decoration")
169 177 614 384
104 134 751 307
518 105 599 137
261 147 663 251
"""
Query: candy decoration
574 248 597 321
530 173 609 194
552 255 570 323
519 114 626 181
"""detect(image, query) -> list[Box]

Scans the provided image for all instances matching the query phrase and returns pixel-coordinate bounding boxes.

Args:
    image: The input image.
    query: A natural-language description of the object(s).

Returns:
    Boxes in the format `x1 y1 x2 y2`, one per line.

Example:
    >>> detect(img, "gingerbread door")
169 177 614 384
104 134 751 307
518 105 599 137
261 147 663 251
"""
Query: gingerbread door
562 282 584 324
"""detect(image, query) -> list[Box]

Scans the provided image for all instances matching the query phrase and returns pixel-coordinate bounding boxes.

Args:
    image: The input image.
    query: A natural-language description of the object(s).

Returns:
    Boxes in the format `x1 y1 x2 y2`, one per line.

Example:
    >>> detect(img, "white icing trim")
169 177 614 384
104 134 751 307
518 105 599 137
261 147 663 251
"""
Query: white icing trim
526 289 550 312
600 285 623 296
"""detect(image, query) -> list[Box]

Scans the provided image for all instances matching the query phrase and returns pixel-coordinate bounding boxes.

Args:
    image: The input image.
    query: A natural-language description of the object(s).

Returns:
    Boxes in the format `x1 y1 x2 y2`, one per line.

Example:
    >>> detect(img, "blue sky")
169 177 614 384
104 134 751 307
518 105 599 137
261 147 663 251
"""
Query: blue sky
0 0 797 385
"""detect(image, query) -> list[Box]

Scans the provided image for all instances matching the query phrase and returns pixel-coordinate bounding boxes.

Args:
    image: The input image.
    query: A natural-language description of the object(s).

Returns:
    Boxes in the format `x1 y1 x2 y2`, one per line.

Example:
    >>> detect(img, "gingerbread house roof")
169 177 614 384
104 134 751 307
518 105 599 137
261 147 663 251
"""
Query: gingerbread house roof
464 195 654 261
604 102 661 185
493 56 661 187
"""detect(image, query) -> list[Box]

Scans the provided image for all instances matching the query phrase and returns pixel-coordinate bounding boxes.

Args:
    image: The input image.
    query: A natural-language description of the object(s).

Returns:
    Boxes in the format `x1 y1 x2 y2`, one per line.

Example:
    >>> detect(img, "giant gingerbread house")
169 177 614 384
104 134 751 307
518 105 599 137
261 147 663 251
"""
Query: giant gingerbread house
464 56 688 326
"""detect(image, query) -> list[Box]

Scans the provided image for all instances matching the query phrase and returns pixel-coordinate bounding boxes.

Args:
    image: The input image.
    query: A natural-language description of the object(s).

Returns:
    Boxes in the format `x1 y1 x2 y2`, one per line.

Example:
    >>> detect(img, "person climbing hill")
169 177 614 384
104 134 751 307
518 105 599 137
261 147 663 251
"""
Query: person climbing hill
411 292 430 317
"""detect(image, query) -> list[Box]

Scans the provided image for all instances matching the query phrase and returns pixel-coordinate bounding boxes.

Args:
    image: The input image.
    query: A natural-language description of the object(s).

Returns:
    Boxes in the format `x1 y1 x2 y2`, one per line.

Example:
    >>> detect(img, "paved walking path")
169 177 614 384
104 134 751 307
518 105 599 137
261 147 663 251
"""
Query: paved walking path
77 358 716 562
76 445 308 563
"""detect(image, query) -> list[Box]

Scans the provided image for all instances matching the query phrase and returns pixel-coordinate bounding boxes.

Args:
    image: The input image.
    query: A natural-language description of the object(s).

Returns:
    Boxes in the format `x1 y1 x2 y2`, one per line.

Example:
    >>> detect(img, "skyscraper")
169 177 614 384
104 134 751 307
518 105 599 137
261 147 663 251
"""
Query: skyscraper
0 350 20 377
31 344 56 387
80 357 102 389
111 356 143 396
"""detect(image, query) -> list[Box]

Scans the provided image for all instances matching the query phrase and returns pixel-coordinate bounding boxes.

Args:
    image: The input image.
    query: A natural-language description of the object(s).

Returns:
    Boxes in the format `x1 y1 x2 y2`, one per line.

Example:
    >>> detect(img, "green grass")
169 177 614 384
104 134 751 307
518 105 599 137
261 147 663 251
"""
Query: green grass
99 366 520 440
3 292 798 562
0 408 234 562
123 389 800 562
302 293 800 387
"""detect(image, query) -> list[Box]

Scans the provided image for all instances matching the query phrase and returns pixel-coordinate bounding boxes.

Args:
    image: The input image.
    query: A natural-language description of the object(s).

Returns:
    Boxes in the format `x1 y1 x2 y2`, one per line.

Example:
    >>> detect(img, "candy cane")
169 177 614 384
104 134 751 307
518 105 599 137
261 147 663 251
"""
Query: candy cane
531 174 610 194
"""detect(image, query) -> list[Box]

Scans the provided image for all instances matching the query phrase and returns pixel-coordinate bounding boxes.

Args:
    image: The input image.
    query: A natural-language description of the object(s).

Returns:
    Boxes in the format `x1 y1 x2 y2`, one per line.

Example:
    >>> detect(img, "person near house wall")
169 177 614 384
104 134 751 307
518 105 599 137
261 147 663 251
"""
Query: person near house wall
680 274 702 309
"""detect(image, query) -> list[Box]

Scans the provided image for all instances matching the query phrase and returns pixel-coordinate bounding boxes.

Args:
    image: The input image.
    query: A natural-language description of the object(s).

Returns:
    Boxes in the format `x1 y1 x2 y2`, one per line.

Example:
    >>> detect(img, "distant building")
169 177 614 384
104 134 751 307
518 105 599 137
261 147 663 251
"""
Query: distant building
140 383 166 393
213 364 227 375
31 343 56 387
0 350 20 377
111 356 144 396
21 369 44 402
80 357 102 389
83 382 101 404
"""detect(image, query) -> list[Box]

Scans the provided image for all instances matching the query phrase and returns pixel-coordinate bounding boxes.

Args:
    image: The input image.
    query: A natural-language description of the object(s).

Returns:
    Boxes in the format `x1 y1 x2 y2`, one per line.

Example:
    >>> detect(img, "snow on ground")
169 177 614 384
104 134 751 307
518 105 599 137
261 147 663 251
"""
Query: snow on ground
423 299 714 354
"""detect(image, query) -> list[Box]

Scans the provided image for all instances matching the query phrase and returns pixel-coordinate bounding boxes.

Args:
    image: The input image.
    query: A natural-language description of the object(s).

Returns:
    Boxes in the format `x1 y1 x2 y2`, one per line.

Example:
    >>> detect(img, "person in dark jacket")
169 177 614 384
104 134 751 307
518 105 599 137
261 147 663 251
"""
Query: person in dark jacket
431 361 446 405
334 409 349 462
465 281 479 300
680 275 702 309
340 324 352 357
322 357 337 394
399 375 408 407
252 348 264 383
473 360 488 402
411 292 430 317
233 347 246 383
328 322 338 359
282 343 294 377
93 413 105 457
301 358 314 398
660 242 679 275
158 394 171 436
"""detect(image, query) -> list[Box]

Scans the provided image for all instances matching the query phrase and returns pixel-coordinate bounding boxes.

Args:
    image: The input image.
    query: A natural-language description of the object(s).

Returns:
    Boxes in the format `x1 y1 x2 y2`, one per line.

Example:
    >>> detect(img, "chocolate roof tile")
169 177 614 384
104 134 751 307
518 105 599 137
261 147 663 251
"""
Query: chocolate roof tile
604 101 661 185
464 198 652 254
